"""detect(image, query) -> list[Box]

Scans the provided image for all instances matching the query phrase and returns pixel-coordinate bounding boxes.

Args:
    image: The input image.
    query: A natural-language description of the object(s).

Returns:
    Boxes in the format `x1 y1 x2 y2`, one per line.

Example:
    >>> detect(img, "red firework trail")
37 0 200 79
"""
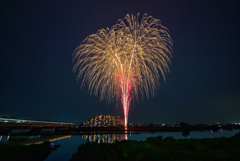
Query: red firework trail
118 74 133 130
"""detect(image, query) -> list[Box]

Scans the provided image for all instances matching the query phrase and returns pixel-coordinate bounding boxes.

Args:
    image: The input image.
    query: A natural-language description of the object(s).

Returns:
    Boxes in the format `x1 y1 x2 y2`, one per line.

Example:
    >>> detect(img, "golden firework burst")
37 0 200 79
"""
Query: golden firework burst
73 13 173 128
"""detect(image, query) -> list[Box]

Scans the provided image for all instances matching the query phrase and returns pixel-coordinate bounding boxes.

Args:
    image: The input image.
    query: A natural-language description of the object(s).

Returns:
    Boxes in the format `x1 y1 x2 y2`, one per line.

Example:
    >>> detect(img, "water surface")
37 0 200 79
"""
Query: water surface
45 129 240 161
1 129 239 161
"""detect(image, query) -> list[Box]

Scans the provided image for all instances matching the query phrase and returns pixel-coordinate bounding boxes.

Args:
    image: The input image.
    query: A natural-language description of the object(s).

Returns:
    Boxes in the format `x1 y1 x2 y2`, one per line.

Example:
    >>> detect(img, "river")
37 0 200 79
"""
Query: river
1 129 239 161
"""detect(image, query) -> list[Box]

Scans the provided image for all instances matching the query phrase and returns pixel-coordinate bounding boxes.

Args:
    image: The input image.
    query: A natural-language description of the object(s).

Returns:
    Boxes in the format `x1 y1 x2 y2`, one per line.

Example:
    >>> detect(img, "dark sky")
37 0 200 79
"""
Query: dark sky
0 0 240 124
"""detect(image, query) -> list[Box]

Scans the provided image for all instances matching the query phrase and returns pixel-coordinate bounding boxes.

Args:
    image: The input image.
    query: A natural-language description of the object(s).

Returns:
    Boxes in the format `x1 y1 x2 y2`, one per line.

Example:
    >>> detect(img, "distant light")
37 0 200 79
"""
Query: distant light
162 124 165 126
4 120 9 122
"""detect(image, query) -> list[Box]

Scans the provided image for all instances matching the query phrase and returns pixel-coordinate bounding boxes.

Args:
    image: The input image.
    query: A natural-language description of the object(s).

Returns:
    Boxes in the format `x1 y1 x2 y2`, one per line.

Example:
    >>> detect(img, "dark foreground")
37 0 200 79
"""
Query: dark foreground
71 132 240 161
0 141 58 161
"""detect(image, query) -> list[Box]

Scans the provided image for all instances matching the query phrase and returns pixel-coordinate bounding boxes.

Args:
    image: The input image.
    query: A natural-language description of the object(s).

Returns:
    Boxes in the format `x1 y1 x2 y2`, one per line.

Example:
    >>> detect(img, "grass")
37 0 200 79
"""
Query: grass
70 132 240 161
0 141 55 161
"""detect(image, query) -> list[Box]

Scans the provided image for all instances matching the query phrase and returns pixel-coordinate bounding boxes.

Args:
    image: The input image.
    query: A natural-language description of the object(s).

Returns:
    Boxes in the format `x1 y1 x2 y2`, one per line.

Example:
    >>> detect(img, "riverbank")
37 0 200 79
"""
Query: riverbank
0 141 58 161
70 132 240 161
1 123 240 135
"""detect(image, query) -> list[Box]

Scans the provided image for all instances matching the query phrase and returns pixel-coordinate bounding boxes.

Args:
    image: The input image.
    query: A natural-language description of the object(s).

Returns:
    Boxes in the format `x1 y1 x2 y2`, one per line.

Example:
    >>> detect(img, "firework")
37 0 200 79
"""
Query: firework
73 13 173 129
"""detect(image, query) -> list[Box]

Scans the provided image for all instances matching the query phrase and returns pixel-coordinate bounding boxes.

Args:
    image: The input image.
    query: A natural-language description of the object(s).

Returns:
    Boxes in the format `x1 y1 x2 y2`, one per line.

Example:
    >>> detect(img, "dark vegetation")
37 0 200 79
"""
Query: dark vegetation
71 132 240 161
0 141 58 161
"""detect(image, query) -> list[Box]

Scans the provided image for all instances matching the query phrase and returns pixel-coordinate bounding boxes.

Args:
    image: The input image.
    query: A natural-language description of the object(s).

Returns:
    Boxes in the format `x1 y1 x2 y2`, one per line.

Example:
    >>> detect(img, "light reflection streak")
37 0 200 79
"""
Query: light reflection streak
82 133 129 143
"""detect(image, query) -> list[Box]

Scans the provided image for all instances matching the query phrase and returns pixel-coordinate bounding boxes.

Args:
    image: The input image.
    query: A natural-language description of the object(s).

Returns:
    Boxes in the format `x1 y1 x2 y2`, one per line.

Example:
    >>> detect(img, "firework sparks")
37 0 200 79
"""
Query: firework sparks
73 13 173 129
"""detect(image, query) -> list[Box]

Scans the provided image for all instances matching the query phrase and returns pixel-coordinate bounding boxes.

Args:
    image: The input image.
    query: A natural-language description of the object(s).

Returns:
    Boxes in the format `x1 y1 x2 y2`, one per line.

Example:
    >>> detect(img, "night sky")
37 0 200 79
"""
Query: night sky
0 0 240 124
